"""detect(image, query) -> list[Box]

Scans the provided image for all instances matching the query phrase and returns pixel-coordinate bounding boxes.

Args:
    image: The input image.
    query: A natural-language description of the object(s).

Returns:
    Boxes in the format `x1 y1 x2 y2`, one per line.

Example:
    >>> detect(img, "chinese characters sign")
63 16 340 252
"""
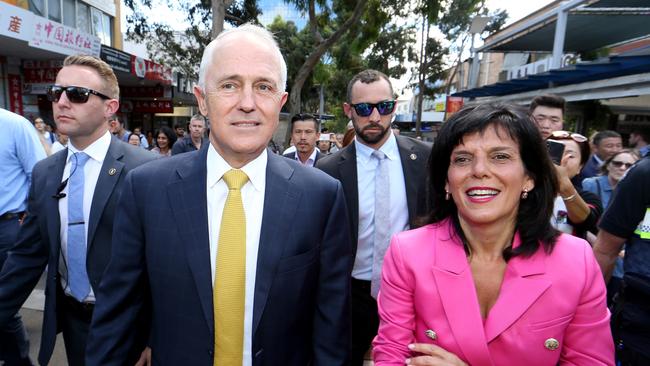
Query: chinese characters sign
22 60 63 83
8 74 23 115
29 14 101 57
0 1 34 42
132 100 173 113
131 56 173 85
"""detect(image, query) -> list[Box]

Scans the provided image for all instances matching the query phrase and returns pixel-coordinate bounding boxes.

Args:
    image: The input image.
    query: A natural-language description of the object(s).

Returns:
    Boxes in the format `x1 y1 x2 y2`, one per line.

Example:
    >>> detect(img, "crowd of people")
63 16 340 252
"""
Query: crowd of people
1 22 650 366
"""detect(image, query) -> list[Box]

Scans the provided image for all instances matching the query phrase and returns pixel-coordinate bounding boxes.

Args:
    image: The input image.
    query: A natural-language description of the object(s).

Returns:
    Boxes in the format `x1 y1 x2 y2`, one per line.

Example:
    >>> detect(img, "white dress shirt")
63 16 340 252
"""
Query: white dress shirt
353 132 409 280
206 144 266 366
294 148 318 167
58 130 112 303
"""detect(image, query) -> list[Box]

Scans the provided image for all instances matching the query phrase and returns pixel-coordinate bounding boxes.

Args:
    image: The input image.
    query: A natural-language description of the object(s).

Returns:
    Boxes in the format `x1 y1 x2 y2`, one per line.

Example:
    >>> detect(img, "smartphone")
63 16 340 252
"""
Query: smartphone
546 139 565 165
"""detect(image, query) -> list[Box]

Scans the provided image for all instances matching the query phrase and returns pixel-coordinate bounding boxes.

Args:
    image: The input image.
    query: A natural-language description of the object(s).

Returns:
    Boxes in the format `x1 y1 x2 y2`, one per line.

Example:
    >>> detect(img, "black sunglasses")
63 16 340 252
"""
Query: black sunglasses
350 100 396 117
610 161 633 169
47 85 111 104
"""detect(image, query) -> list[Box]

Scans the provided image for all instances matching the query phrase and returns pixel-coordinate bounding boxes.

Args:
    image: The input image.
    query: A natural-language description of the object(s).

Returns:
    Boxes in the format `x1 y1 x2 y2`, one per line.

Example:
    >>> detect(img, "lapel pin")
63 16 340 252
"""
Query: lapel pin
544 338 559 351
108 168 117 176
410 153 417 160
424 329 437 340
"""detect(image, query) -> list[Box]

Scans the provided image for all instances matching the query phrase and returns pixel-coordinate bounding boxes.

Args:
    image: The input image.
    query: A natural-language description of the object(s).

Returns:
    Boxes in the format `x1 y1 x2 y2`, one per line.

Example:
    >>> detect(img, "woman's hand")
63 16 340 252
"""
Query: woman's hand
405 343 468 366
134 347 151 366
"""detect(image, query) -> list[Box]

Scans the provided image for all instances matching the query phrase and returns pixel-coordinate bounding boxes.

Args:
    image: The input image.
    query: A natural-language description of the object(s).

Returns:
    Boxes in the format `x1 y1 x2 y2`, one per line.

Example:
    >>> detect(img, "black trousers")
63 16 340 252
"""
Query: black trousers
57 285 94 366
350 278 379 366
0 216 32 366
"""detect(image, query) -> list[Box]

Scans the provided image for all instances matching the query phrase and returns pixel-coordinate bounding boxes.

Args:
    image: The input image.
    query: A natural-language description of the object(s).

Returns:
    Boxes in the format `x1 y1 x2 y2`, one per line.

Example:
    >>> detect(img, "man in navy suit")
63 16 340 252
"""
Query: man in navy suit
0 55 155 365
86 23 352 365
283 113 322 167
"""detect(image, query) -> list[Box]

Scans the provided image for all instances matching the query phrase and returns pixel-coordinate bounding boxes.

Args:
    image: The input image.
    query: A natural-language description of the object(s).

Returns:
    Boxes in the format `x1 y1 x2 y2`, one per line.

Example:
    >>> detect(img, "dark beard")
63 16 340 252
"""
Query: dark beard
354 122 389 145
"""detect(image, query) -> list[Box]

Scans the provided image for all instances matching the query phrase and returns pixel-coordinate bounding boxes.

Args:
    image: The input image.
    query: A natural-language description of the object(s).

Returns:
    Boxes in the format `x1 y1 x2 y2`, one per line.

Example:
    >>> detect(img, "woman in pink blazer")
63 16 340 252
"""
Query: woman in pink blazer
373 104 614 366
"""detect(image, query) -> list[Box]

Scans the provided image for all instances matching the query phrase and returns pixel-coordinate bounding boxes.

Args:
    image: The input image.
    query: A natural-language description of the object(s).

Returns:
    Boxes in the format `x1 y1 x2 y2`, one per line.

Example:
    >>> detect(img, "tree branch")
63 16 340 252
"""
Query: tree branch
308 0 324 44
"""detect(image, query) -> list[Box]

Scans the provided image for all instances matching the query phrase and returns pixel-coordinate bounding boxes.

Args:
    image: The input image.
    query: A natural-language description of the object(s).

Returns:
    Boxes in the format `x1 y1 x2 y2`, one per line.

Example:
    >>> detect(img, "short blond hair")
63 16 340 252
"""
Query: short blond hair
63 55 120 100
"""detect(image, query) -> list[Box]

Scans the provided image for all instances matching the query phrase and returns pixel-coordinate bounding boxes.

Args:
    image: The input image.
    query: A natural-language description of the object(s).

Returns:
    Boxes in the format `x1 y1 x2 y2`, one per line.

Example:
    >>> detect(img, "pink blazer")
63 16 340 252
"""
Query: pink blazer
373 219 614 366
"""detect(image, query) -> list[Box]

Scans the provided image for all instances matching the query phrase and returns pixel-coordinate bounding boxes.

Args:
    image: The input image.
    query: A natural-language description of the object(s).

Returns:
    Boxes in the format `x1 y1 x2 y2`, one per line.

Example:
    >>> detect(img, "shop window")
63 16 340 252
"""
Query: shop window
48 0 61 22
77 2 90 34
30 0 46 16
62 0 76 28
91 7 112 45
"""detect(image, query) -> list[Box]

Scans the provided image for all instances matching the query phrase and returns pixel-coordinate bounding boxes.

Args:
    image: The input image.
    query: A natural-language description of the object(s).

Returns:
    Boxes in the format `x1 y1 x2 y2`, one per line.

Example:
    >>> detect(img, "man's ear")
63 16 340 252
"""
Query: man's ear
343 103 352 119
194 85 208 116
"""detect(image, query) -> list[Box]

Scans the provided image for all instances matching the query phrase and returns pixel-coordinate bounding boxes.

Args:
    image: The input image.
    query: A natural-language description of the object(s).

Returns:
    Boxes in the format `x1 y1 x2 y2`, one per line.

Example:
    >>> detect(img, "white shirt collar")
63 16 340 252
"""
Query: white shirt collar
354 131 399 163
207 144 267 192
66 130 112 164
295 148 318 165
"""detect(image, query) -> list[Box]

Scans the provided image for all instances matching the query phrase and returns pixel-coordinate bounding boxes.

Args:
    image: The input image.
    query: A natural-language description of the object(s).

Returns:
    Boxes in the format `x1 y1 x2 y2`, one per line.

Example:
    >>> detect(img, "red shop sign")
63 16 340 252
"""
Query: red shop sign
8 74 23 115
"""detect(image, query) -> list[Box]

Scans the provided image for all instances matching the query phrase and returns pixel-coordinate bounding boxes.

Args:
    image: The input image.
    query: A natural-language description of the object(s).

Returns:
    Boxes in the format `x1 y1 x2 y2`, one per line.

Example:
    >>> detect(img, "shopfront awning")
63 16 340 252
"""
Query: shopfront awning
478 0 650 53
452 54 650 98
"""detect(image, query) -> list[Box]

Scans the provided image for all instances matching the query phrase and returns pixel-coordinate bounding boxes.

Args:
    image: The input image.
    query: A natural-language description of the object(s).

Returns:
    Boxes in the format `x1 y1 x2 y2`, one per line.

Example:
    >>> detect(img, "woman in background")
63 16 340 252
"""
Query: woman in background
151 126 177 157
547 130 603 240
373 104 613 366
127 133 141 147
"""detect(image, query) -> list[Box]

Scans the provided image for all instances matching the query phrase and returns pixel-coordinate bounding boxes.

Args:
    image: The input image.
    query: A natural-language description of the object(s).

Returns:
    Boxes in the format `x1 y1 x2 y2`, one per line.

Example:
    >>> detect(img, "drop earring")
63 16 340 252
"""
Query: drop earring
445 191 451 200
521 189 529 199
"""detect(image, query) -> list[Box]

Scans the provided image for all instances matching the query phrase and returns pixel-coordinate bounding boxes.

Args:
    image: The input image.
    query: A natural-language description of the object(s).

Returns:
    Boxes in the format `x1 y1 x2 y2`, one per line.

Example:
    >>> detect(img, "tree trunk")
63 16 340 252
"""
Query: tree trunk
415 14 429 138
283 0 369 146
211 0 235 39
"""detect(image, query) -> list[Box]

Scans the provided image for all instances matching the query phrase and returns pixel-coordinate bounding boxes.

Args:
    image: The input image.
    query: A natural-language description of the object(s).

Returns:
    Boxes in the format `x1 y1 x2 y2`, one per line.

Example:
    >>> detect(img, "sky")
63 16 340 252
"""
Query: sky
122 0 557 92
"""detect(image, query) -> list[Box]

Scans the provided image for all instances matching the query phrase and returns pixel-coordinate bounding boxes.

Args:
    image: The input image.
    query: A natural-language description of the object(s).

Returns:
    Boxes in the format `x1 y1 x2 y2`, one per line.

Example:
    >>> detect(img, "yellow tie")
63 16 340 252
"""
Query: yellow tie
214 169 248 366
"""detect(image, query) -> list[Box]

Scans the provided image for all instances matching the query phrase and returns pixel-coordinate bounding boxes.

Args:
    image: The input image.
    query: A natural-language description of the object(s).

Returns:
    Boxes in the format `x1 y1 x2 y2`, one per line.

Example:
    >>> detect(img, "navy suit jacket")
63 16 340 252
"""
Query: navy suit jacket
86 146 352 365
282 149 322 165
0 137 156 365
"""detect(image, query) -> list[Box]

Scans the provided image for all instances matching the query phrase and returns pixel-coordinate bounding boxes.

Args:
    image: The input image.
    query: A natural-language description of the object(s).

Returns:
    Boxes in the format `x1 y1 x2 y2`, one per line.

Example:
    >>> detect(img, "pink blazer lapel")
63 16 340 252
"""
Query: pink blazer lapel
432 229 495 366
484 236 551 343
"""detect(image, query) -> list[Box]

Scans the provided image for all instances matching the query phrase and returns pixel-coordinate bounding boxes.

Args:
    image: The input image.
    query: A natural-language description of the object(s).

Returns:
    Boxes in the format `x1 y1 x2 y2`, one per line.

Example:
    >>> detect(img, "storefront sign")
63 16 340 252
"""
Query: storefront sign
131 56 173 85
8 74 23 115
132 100 173 113
0 1 34 42
29 15 101 57
121 85 166 98
445 96 464 117
100 46 131 73
22 60 62 83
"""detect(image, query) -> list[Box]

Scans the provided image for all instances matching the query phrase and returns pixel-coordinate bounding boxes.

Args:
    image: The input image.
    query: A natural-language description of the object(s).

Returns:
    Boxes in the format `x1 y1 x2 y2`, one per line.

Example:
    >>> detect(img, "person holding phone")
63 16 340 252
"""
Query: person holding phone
547 131 603 241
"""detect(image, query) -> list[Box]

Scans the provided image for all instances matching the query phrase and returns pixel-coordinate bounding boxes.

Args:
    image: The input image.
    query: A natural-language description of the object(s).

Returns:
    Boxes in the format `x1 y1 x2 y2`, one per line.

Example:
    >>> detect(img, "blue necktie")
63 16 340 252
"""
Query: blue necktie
67 152 91 302
371 150 390 298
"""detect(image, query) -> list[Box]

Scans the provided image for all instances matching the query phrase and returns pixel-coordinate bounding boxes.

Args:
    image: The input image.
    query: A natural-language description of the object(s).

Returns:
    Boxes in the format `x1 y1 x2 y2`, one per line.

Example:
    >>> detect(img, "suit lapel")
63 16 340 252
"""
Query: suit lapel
396 136 423 223
432 226 494 366
337 144 359 243
87 138 125 249
166 147 213 333
484 238 550 342
46 151 68 254
253 153 299 334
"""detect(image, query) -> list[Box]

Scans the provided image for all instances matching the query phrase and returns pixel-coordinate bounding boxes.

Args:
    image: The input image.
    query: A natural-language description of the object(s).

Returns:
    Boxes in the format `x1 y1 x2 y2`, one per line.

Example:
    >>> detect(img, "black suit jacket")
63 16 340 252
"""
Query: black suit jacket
316 135 431 249
86 147 352 365
0 136 156 365
282 149 322 165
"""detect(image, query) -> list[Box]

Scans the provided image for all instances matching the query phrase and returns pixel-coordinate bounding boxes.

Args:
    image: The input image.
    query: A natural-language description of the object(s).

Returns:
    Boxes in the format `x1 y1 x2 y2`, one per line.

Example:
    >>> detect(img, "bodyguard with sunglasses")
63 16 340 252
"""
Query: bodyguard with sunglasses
0 55 155 365
317 69 431 365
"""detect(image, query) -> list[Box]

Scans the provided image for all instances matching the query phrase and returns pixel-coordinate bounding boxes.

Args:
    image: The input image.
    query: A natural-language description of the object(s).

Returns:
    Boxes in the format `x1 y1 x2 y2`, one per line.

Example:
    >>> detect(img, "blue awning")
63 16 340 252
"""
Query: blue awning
453 55 650 98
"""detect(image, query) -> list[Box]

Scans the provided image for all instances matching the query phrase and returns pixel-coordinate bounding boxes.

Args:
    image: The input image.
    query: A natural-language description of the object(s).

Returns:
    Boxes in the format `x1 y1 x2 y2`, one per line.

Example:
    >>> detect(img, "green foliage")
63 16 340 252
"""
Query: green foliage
123 0 261 76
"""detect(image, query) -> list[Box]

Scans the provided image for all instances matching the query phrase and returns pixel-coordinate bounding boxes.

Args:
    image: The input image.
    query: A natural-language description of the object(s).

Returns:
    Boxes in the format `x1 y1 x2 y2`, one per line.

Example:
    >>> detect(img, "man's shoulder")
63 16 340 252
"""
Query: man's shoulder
282 151 296 159
396 135 432 154
316 144 352 169
272 153 339 192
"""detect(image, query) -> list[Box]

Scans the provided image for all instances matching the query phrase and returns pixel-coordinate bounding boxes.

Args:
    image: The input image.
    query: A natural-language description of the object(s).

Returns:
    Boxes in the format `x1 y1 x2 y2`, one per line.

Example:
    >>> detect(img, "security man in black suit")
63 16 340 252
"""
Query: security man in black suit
317 69 431 365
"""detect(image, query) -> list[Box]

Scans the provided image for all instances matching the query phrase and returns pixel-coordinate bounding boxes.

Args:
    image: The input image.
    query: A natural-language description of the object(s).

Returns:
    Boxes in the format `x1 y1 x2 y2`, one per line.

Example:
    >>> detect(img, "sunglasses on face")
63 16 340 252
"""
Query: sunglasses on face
47 85 111 104
350 100 396 117
610 161 633 169
549 130 588 143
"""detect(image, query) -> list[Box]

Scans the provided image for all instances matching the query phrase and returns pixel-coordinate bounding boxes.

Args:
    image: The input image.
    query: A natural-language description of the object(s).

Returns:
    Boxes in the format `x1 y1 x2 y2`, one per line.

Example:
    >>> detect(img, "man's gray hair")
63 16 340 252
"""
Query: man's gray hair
197 23 287 92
